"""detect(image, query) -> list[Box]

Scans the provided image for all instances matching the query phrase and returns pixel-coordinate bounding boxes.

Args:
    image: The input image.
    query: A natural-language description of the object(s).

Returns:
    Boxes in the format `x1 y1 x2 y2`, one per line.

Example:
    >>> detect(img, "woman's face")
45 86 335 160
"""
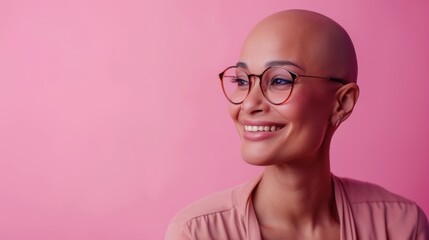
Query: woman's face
229 19 342 166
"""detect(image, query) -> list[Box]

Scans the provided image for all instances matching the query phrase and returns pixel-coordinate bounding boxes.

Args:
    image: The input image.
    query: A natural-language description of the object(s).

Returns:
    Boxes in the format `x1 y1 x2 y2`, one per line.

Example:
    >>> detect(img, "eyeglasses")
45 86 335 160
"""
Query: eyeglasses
219 66 347 105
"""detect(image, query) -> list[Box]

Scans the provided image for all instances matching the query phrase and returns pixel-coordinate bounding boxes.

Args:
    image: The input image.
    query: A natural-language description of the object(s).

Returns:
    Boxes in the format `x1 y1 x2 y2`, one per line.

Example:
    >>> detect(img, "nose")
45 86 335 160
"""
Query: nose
240 77 269 114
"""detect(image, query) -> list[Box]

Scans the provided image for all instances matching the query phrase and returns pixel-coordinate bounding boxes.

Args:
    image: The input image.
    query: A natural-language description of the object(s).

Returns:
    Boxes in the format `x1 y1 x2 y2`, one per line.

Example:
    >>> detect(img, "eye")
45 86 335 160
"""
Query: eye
270 77 293 88
231 77 249 87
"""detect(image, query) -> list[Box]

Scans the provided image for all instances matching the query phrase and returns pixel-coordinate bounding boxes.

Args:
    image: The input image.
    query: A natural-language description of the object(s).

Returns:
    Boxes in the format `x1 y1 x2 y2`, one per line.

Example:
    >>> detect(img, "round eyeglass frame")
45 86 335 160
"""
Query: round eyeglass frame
218 66 347 105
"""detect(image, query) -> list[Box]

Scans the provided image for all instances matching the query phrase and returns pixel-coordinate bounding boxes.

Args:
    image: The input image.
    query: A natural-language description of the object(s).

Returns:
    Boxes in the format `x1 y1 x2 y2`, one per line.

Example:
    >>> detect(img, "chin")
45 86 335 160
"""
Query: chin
242 158 270 166
241 147 276 166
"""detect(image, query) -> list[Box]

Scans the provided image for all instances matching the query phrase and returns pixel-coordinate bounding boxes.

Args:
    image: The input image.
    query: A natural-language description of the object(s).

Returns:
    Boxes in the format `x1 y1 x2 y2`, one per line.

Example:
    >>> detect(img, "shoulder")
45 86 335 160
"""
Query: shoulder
168 184 238 225
334 176 412 203
334 176 429 239
165 177 260 240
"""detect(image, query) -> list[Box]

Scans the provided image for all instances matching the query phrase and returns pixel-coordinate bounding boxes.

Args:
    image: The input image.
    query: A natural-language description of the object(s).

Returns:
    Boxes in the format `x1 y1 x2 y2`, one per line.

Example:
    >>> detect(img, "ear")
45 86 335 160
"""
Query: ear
330 83 360 127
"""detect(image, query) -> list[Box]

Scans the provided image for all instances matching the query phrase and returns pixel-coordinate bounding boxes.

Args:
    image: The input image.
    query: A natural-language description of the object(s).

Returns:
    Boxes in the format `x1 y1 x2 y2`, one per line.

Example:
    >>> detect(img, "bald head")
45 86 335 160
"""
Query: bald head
240 9 358 83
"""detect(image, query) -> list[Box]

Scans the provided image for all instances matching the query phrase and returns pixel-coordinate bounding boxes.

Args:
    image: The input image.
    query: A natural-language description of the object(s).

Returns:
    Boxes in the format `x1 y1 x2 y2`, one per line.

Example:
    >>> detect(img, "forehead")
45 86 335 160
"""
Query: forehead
239 31 308 73
240 19 328 73
236 60 304 71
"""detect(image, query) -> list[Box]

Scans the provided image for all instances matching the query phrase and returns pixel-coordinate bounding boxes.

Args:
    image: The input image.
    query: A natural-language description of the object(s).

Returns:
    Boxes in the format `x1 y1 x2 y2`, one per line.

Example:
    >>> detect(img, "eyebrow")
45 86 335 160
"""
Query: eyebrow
236 60 304 71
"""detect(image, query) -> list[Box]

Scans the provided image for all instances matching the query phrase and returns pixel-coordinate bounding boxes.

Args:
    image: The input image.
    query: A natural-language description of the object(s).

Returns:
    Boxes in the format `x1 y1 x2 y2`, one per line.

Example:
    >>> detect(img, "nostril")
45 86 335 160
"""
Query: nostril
240 90 269 114
250 109 264 115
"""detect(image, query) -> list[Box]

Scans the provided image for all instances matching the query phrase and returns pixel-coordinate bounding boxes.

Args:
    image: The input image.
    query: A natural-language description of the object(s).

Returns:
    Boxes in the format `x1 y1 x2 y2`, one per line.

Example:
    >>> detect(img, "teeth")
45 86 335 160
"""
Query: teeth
244 125 283 132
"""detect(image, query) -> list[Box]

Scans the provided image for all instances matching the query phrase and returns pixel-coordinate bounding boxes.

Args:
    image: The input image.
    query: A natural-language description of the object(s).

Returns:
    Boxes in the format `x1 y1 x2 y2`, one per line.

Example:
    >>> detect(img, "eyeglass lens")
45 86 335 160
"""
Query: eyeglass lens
221 67 294 104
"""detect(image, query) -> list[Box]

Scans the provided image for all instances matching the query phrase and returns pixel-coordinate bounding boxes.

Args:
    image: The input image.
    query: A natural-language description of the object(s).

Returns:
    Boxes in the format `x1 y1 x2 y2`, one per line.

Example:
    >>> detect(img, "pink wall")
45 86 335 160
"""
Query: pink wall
0 0 428 239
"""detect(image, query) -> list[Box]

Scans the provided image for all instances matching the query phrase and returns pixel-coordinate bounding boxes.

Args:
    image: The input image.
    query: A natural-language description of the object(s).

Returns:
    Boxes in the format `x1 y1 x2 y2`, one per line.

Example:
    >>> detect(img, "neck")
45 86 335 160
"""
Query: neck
252 153 338 232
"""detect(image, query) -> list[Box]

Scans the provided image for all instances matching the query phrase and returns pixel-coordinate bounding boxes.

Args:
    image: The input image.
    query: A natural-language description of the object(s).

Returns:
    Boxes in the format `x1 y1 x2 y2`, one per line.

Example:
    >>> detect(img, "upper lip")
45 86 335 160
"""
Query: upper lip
240 120 285 127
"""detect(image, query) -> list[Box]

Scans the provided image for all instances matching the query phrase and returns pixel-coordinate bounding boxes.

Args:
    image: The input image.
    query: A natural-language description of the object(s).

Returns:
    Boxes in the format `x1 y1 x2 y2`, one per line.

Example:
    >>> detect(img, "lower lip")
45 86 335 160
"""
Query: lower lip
242 128 282 141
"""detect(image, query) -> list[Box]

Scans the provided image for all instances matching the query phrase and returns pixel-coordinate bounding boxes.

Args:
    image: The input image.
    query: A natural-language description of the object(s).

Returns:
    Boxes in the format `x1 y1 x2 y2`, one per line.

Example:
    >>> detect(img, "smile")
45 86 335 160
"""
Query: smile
244 125 284 132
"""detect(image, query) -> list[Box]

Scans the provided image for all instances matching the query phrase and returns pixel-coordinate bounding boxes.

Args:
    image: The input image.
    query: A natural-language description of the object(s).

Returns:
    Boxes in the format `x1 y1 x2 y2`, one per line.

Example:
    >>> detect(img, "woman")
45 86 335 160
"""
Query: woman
166 9 429 240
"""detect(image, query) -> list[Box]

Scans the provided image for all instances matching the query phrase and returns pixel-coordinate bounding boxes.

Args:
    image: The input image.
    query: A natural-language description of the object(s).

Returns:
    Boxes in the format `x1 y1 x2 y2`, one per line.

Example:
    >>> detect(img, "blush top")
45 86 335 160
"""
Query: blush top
166 175 429 240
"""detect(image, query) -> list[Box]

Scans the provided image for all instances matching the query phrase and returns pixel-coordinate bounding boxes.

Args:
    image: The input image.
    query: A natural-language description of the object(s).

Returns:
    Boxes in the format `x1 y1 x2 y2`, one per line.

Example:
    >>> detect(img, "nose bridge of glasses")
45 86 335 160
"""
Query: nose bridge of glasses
247 73 265 90
245 73 268 103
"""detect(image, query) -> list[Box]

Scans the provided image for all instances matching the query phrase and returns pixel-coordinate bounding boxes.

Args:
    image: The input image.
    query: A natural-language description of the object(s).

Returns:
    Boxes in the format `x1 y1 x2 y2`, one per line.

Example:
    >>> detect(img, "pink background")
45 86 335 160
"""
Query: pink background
0 0 428 239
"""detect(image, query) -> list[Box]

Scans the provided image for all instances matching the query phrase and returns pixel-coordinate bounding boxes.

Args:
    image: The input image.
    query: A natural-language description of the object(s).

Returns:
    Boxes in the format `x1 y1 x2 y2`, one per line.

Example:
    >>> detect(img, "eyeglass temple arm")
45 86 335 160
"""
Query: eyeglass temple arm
299 74 347 85
328 77 347 85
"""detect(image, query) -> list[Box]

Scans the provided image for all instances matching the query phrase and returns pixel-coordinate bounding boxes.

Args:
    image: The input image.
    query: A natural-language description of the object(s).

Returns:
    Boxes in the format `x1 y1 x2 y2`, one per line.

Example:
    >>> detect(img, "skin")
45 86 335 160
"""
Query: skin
229 10 359 239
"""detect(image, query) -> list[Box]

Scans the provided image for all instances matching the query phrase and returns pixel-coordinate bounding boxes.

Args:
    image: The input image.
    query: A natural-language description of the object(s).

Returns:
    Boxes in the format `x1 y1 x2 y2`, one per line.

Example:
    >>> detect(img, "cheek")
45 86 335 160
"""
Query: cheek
285 86 335 121
228 104 243 139
228 104 240 121
279 88 334 145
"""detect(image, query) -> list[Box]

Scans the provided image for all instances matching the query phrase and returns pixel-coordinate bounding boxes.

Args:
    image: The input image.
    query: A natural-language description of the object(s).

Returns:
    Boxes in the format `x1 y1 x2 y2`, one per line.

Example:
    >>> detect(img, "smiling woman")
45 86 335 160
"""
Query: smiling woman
165 9 429 240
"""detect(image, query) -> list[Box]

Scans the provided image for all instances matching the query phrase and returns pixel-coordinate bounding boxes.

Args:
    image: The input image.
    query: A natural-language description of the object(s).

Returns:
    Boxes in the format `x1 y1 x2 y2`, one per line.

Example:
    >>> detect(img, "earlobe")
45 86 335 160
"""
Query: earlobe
331 83 360 127
334 114 343 127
